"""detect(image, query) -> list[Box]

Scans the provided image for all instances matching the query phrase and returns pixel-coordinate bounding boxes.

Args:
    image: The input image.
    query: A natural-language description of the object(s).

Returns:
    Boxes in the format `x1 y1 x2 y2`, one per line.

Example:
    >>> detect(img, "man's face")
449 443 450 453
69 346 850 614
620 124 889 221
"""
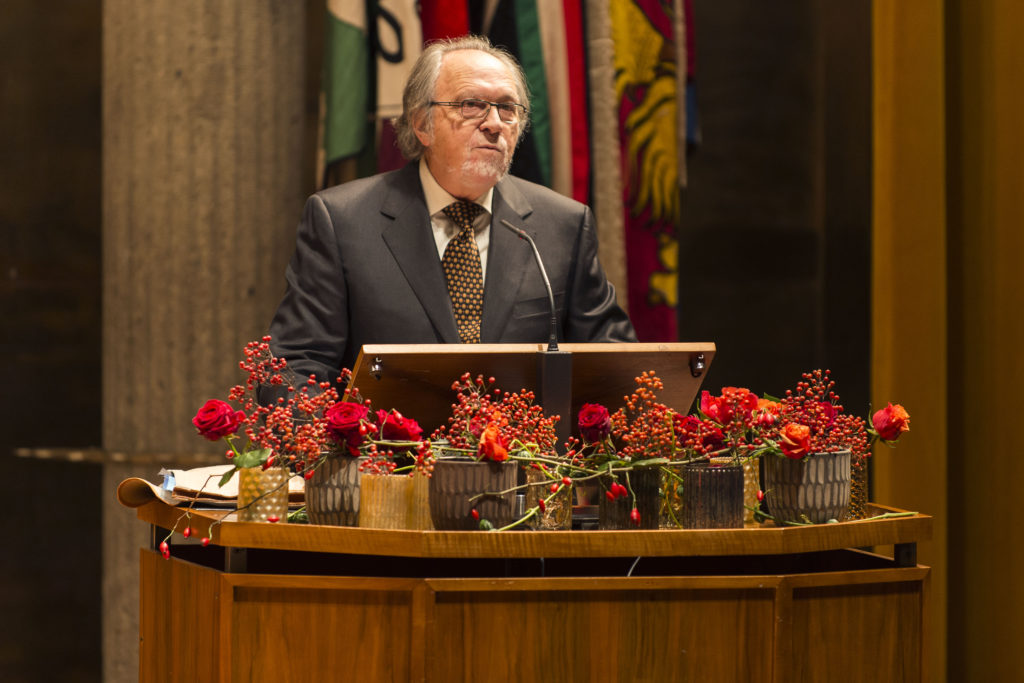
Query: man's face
416 49 522 200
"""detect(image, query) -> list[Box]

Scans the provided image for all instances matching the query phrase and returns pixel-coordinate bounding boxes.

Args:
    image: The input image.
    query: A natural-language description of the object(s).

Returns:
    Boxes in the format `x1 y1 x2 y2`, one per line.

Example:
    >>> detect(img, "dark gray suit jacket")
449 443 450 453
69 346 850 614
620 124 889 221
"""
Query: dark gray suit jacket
268 164 636 384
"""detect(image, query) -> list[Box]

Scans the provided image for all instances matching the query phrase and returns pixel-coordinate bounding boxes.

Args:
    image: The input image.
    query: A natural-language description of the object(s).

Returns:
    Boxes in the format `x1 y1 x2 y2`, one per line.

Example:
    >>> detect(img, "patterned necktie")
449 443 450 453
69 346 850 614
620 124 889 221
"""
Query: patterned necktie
441 201 486 343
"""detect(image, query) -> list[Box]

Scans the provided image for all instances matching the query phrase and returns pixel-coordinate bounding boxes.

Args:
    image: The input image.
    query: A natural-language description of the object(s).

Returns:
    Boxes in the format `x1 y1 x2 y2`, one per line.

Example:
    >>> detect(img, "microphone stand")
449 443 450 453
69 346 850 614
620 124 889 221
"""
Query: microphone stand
501 220 572 452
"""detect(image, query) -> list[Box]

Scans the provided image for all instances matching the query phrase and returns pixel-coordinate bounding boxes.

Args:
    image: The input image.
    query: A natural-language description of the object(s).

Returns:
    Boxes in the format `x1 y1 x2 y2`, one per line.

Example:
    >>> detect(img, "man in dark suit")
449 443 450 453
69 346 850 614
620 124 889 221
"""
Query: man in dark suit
268 35 635 385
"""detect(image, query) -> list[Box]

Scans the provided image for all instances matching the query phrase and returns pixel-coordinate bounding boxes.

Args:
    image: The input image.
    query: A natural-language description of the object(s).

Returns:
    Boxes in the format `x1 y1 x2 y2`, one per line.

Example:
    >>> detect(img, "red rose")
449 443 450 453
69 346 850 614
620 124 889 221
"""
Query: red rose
723 387 758 418
375 409 423 442
675 414 725 451
700 391 723 422
325 402 369 454
478 422 508 461
872 403 910 441
578 403 611 443
778 423 812 459
192 399 244 441
702 387 757 424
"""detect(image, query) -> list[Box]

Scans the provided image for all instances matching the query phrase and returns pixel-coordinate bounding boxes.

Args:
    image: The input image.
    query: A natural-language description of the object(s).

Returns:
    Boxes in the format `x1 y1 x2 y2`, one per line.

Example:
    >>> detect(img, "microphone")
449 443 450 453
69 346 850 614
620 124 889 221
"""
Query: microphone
500 219 559 352
501 219 572 454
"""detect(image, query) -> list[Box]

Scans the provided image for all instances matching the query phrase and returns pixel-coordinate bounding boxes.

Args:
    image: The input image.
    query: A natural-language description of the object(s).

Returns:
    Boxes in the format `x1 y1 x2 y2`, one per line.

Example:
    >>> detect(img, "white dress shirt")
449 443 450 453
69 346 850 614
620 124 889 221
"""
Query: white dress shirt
419 159 494 281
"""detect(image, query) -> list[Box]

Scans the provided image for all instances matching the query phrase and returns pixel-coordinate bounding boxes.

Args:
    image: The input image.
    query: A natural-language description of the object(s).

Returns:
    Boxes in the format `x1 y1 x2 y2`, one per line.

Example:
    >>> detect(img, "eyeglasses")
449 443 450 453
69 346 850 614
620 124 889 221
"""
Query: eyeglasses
430 98 525 124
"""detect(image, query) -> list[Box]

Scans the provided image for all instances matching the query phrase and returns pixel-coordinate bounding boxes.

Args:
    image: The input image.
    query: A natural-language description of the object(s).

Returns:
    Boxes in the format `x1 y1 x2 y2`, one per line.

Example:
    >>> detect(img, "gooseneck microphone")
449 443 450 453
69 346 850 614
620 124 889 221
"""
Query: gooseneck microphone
500 219 559 352
501 219 572 452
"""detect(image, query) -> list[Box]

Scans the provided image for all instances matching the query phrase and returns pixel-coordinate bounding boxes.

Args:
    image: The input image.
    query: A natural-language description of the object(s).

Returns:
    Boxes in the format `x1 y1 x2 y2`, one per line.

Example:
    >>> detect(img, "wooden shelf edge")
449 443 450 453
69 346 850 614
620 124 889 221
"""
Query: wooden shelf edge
132 499 931 559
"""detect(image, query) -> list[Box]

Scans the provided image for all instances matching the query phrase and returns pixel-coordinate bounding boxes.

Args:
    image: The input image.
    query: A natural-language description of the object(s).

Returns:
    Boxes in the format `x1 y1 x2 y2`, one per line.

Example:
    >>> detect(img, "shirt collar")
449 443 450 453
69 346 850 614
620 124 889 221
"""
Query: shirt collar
418 158 494 219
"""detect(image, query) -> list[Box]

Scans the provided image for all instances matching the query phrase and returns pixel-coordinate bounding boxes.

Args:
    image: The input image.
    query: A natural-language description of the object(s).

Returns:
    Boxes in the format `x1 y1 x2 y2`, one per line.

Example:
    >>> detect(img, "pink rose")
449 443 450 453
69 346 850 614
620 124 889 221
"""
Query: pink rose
325 402 369 454
192 399 244 441
819 401 838 426
578 403 611 443
872 403 910 441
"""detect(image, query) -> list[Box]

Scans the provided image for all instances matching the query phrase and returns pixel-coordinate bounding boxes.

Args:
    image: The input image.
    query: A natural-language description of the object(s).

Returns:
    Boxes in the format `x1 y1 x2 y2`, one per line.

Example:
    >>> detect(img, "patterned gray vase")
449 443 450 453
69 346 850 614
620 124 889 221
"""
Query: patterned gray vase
763 450 851 524
306 455 366 526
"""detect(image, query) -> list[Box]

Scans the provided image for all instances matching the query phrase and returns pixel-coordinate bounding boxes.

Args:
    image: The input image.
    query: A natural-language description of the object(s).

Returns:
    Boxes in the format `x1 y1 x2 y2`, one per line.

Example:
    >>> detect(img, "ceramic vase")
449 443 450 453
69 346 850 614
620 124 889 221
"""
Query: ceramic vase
306 455 366 526
763 450 851 525
428 459 518 530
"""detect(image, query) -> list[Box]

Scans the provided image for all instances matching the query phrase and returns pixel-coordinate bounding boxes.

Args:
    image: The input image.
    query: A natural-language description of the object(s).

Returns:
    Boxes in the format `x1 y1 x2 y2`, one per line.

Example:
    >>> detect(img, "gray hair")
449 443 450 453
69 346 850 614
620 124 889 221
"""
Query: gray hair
393 35 531 161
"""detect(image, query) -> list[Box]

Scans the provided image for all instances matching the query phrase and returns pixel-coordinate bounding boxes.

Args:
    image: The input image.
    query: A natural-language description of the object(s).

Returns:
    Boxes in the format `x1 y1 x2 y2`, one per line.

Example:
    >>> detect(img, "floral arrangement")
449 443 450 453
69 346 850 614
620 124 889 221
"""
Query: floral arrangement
424 373 560 464
192 337 340 486
755 369 910 461
322 370 428 475
569 372 698 527
576 371 677 466
423 373 571 530
693 369 910 524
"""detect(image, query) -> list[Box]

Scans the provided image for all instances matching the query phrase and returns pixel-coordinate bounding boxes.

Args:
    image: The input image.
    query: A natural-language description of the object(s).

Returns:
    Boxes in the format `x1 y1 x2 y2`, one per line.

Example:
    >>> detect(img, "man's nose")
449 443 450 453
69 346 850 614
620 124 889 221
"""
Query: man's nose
478 104 504 133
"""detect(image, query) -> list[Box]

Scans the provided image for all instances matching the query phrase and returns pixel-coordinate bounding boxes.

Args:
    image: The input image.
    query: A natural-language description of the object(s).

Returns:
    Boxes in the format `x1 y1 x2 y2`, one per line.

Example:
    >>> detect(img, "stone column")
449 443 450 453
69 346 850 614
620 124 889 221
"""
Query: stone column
102 2 320 680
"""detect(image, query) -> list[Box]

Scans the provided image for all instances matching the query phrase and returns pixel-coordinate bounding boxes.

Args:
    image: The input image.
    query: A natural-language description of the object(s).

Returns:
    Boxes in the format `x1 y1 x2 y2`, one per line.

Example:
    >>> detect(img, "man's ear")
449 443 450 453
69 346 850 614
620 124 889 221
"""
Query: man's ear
412 110 432 148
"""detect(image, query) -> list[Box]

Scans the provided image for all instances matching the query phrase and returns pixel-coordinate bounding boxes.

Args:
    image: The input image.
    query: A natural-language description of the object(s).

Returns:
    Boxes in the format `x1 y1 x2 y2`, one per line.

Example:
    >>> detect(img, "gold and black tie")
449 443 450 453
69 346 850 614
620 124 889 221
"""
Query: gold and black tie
441 201 486 343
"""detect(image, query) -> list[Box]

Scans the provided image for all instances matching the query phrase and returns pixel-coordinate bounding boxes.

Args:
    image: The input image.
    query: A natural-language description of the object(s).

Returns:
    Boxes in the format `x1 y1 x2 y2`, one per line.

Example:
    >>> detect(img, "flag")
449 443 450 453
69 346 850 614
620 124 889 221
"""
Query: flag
323 0 372 165
374 0 423 172
484 0 590 202
421 0 470 41
609 0 686 342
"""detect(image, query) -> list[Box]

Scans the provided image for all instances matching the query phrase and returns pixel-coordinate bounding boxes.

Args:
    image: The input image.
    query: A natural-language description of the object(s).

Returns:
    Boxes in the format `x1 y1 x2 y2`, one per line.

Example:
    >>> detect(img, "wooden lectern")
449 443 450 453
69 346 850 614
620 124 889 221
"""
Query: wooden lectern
127 500 930 682
124 342 930 681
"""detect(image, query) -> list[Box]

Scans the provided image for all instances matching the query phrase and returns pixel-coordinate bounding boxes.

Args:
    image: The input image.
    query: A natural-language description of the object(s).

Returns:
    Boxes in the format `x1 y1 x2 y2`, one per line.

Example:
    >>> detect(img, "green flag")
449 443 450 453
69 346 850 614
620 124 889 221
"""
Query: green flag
324 0 371 164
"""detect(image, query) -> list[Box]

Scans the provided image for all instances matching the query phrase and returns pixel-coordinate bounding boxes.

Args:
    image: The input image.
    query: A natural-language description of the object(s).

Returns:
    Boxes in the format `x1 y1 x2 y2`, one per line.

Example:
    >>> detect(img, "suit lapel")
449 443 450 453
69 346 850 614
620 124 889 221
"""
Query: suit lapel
379 165 461 343
481 176 534 342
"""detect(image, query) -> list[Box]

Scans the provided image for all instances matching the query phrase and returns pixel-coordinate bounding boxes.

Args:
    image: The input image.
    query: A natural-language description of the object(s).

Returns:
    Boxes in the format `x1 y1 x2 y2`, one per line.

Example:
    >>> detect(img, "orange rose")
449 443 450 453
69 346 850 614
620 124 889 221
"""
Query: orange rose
755 398 781 427
872 403 910 441
478 422 508 462
778 423 812 459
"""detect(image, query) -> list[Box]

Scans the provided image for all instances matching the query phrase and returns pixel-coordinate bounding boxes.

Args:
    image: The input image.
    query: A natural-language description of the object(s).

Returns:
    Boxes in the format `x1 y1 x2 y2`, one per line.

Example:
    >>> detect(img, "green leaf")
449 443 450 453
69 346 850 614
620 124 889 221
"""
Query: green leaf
634 457 671 467
234 447 272 470
218 467 238 488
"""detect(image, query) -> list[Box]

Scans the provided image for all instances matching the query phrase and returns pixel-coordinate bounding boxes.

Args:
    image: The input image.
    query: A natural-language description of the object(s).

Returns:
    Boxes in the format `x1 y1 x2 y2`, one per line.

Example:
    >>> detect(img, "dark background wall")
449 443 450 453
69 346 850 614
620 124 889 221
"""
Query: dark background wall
1 2 103 682
679 0 871 411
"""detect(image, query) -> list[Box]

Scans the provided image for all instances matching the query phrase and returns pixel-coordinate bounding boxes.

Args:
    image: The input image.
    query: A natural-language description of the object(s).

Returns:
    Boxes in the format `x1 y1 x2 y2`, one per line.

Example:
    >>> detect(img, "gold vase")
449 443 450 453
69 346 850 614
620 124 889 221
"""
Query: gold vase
236 466 290 523
359 474 433 530
848 453 869 519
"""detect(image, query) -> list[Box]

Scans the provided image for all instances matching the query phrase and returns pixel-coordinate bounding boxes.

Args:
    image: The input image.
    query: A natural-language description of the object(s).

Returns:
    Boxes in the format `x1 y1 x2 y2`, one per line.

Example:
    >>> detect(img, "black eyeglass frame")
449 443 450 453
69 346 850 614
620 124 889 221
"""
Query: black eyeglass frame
429 98 526 123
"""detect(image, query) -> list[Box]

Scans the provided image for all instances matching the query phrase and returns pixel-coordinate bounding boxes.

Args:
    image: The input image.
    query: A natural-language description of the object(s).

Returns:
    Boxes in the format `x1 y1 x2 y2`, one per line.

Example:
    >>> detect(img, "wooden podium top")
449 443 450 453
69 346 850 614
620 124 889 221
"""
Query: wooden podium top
130 499 930 560
348 342 716 435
